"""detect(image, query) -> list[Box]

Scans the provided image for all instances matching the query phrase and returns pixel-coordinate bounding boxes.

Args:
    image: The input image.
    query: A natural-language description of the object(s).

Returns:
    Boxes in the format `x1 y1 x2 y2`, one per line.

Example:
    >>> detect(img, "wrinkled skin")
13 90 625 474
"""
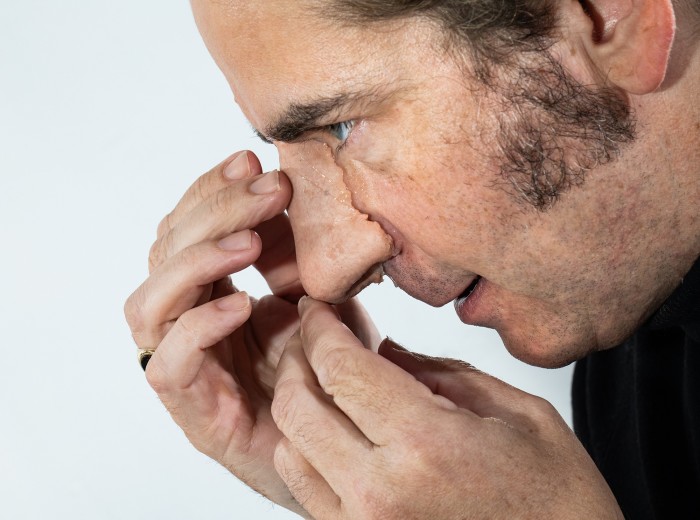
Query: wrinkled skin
126 0 700 518
191 0 700 367
124 152 380 515
282 142 393 303
271 298 623 519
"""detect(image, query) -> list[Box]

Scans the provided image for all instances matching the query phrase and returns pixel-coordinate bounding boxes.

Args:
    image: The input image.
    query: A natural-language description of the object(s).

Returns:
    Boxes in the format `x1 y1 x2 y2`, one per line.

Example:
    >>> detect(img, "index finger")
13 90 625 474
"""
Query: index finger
157 151 263 238
298 297 461 444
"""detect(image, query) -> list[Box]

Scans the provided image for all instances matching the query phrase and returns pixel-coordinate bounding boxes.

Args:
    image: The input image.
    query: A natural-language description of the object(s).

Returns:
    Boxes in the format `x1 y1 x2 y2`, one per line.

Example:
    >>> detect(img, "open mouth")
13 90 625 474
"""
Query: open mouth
454 275 485 324
458 276 482 302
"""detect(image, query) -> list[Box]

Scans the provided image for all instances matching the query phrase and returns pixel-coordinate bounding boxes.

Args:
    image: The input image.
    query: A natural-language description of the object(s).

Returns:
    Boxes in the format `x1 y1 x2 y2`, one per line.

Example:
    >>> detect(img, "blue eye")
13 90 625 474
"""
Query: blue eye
326 120 354 143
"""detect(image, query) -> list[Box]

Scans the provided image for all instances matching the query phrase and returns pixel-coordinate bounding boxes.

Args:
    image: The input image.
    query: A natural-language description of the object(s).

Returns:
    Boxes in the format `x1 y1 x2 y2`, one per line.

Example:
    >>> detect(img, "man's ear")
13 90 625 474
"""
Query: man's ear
577 0 676 94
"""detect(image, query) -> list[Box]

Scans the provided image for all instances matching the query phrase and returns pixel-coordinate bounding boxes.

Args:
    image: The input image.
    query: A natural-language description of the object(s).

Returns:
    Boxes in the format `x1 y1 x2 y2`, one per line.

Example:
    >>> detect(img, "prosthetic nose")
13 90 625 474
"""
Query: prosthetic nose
279 144 394 304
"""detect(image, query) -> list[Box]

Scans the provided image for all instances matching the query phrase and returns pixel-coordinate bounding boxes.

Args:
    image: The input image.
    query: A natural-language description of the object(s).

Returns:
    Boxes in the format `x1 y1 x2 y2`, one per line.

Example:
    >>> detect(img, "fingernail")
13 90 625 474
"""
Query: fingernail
298 295 310 313
218 230 252 251
224 152 251 180
249 170 280 195
216 291 250 311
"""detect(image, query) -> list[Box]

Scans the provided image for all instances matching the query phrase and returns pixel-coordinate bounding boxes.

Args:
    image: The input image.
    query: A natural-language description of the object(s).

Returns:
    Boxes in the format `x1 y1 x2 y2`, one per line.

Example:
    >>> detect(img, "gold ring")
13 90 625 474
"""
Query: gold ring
137 349 156 371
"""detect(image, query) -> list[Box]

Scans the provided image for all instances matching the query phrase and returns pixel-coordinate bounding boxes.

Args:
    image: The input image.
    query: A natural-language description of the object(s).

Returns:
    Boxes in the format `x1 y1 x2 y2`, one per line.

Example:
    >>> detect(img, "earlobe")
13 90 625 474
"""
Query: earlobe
580 0 676 94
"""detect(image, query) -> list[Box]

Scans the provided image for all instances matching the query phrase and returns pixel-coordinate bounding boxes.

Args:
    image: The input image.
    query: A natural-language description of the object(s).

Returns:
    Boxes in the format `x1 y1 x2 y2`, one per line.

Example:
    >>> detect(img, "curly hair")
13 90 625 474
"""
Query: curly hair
316 0 639 209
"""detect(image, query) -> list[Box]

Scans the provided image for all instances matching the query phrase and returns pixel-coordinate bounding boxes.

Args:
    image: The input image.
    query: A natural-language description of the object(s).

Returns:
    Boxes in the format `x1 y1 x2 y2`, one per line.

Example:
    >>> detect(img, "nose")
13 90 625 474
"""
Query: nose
278 143 393 303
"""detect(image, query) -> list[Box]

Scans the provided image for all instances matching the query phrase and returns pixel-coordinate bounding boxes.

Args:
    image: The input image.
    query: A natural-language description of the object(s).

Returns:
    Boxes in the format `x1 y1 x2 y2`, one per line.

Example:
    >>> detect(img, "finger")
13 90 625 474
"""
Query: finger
298 297 464 445
253 213 305 300
335 298 381 351
378 338 552 431
149 170 291 271
157 151 262 238
274 438 341 520
145 292 252 434
272 330 373 493
210 276 235 300
246 295 300 398
125 230 261 350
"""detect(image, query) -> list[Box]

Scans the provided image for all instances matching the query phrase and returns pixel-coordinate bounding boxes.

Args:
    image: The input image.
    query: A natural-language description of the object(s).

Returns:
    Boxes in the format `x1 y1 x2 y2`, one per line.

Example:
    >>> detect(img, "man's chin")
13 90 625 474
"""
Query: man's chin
496 327 597 369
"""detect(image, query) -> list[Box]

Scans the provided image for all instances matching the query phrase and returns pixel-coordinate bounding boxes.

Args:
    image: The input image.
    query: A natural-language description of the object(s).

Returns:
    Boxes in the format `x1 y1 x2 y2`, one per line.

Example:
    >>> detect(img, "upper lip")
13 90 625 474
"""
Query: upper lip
368 215 480 307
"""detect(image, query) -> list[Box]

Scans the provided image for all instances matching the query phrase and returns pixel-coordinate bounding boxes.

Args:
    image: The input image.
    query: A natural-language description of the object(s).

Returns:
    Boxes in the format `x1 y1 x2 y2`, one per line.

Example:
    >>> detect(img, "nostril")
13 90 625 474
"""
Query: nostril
344 262 386 300
308 262 386 304
293 217 394 304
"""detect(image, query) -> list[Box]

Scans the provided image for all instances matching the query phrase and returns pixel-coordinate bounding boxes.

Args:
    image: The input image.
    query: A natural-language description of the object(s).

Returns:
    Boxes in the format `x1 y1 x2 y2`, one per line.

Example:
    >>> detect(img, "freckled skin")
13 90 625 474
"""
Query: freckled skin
191 0 700 367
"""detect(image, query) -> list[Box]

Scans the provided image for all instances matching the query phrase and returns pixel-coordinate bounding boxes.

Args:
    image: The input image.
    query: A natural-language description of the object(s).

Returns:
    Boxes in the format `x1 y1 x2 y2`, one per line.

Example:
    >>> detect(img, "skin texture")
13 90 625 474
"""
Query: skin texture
124 0 699 518
190 0 700 367
282 142 393 303
272 298 623 519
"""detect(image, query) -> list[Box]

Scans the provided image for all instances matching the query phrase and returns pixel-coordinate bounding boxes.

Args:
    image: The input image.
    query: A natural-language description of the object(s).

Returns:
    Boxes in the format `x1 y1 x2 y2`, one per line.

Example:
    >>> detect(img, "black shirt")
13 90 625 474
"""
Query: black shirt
573 259 700 519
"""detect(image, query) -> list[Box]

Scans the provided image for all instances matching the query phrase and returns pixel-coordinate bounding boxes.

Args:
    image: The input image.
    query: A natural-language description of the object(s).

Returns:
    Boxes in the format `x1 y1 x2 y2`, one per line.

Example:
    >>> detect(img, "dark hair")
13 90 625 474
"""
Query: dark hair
323 1 700 75
321 0 558 80
318 0 638 209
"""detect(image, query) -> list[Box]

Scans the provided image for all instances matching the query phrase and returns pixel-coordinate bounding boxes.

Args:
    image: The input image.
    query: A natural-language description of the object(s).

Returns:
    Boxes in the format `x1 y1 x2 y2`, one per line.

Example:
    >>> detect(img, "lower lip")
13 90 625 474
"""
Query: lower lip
454 277 486 324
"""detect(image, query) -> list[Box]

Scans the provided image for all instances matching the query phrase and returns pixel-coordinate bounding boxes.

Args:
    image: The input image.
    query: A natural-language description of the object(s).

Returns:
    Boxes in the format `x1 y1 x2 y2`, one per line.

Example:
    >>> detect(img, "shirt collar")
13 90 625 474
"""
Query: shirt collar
649 256 700 339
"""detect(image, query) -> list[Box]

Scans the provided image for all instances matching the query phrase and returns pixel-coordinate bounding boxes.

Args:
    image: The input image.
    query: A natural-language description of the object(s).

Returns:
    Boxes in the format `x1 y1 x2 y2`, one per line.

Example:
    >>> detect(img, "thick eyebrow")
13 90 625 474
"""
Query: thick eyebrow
257 90 376 144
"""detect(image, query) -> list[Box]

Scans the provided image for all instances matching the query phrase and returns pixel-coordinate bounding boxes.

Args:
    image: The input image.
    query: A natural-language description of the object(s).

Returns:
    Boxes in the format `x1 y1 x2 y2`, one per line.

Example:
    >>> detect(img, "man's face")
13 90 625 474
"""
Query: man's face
191 0 673 367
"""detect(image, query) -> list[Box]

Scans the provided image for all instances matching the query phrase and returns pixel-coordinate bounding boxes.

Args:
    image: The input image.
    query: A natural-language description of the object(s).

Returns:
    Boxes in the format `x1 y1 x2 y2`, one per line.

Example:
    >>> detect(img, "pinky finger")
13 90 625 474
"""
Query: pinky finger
146 291 252 394
274 438 341 520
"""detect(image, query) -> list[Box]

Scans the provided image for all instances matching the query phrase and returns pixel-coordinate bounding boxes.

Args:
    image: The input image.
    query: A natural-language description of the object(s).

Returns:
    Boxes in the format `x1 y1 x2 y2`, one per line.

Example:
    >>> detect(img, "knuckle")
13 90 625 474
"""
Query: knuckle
397 429 435 469
156 212 172 238
177 243 200 272
124 283 166 348
356 482 398 520
318 345 352 388
176 311 203 348
271 380 298 428
274 448 313 506
148 237 163 271
124 288 147 337
192 176 209 207
212 186 235 219
149 231 176 272
287 474 314 508
529 395 557 419
144 360 168 395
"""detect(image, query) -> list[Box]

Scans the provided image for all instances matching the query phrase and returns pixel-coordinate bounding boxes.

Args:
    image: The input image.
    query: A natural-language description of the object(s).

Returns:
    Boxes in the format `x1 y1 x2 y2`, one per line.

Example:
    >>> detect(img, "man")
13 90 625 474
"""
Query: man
125 0 699 518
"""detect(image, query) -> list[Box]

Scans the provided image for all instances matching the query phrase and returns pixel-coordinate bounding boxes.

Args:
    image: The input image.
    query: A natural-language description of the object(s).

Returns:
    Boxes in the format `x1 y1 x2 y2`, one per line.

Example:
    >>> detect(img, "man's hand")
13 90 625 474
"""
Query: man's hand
124 151 308 514
272 298 624 519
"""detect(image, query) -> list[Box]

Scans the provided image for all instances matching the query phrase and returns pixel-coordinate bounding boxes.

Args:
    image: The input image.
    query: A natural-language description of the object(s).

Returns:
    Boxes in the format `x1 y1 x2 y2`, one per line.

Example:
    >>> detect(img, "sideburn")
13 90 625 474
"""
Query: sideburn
493 55 636 210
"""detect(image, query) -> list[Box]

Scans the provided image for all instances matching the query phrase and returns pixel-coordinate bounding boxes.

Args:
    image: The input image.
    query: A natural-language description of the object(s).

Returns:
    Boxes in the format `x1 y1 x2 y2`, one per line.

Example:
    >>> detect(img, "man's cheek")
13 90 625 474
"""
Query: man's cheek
279 142 393 303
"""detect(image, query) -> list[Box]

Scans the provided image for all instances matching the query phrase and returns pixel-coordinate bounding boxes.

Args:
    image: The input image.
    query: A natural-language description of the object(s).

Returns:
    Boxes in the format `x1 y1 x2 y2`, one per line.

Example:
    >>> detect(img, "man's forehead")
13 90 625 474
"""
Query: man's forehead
192 0 441 136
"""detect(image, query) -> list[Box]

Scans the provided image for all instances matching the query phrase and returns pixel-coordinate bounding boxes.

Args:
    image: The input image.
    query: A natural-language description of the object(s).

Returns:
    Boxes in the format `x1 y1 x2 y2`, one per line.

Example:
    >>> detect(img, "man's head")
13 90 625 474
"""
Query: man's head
191 0 700 367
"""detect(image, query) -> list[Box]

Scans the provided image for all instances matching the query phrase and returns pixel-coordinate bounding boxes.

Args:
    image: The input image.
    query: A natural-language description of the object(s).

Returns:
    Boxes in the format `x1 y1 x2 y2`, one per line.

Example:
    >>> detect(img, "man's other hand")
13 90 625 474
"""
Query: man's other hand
272 297 624 519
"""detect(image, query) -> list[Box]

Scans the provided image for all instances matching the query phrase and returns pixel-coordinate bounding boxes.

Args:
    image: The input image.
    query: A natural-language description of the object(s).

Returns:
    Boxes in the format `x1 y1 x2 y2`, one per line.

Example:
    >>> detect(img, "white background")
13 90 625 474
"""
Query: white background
0 1 573 518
